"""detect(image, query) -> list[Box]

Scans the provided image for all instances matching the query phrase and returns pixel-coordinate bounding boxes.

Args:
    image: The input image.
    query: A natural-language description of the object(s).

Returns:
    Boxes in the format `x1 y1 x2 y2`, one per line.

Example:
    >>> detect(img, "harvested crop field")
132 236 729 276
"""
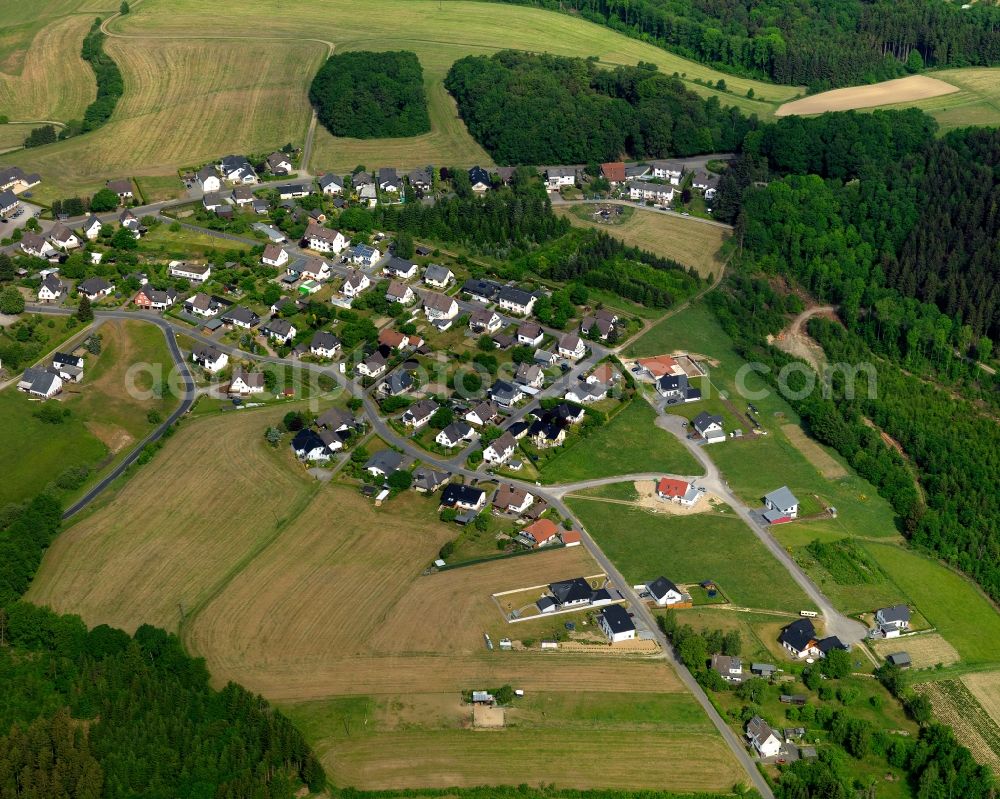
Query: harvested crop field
781 423 847 479
27 408 316 631
965 672 1000 729
915 680 1000 771
776 75 958 116
872 633 959 668
555 203 728 279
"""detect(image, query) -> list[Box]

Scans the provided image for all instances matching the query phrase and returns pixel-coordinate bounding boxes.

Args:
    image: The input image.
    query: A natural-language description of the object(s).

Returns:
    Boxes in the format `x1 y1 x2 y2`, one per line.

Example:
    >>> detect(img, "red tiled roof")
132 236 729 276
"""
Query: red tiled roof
523 518 559 544
657 478 689 498
561 530 581 545
601 162 626 182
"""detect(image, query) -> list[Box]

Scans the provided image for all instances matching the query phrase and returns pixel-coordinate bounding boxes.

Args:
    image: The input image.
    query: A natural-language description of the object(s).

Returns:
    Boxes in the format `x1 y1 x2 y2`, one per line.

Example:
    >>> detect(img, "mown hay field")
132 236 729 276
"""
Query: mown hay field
776 75 958 116
554 203 729 280
871 633 959 669
0 123 36 151
0 13 96 123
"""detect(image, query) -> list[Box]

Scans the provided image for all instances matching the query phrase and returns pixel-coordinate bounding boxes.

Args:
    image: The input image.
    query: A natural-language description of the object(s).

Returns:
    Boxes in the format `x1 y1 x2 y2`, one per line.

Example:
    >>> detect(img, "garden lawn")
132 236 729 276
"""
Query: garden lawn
539 400 700 483
569 499 814 612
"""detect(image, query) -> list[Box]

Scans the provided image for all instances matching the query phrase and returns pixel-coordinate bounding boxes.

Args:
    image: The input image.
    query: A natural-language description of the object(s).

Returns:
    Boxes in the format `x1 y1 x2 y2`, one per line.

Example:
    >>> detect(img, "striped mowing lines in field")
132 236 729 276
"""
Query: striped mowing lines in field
0 14 96 123
915 679 1000 771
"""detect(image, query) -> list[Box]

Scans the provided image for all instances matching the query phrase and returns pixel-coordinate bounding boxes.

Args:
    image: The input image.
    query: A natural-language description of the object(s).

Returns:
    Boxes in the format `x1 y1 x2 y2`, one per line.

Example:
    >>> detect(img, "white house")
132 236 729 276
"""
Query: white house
77 277 114 301
310 331 341 359
565 382 606 404
402 400 439 430
629 181 674 204
386 280 415 305
21 233 56 259
545 167 577 189
692 411 725 444
656 478 701 507
288 258 331 282
650 160 684 184
468 166 491 192
383 256 419 280
318 173 344 195
341 270 370 299
598 605 636 644
221 306 260 329
483 432 517 464
423 263 453 289
49 224 81 251
875 605 911 637
192 346 228 373
183 293 219 317
493 483 533 514
266 151 294 175
436 421 474 449
422 291 459 321
81 216 103 240
169 261 212 283
469 309 503 334
746 717 782 759
558 333 586 361
18 368 62 399
262 244 289 267
357 352 387 378
516 322 544 347
0 190 20 218
441 483 486 512
465 402 499 427
219 155 257 184
292 429 332 462
304 222 348 254
497 287 536 316
229 367 265 394
350 244 381 267
262 318 296 344
196 165 221 192
762 486 799 522
646 576 685 607
37 274 65 302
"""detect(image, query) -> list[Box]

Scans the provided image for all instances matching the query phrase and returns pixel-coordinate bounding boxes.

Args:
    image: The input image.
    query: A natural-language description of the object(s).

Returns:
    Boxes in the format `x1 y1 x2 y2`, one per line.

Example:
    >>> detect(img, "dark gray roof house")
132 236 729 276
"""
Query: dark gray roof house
365 449 404 477
779 619 816 654
441 483 486 508
647 576 681 603
549 577 596 605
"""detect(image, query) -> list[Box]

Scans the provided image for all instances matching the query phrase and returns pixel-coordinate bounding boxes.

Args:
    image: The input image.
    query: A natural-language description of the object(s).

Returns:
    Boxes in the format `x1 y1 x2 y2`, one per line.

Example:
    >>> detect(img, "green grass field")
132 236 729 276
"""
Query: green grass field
139 224 252 259
539 399 701 483
569 498 814 611
0 123 35 151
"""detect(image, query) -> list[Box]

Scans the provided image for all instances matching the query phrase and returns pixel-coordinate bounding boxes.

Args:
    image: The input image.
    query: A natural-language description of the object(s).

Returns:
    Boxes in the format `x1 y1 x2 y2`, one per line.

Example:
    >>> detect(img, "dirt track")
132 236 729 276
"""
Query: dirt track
777 75 958 116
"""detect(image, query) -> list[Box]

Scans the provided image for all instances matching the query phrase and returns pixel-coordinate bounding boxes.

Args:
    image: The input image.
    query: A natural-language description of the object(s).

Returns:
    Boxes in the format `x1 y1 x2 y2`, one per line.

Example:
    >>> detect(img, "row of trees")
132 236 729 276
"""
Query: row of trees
492 0 1000 89
80 19 123 133
309 50 430 139
445 51 757 164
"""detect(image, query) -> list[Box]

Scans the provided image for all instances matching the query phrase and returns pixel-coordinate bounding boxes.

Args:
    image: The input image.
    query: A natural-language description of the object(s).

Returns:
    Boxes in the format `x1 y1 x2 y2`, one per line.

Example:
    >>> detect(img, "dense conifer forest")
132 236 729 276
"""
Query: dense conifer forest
491 0 1000 89
445 51 757 164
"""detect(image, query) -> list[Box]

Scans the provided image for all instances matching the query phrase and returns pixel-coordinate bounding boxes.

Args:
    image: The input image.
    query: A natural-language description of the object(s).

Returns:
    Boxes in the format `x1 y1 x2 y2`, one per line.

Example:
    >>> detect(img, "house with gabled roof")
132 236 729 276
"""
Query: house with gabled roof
519 518 560 549
262 244 289 267
581 308 619 340
357 351 387 378
304 222 348 254
545 166 577 190
436 421 474 449
267 151 293 175
229 367 265 395
646 576 686 607
49 224 81 251
407 167 432 191
310 331 341 359
262 318 296 344
192 346 228 373
383 256 418 280
402 399 439 429
37 273 65 302
656 477 701 507
600 162 626 184
341 269 370 298
422 291 459 321
423 263 453 289
468 166 490 192
483 433 517 465
219 154 257 184
106 178 134 202
386 280 415 305
221 306 260 329
629 181 674 204
441 483 486 511
746 717 782 759
378 167 402 193
465 401 499 427
497 287 536 316
77 277 114 301
365 449 405 478
650 160 685 184
18 367 62 398
493 483 533 514
81 215 103 240
516 321 544 346
292 429 332 462
692 411 725 444
196 165 221 192
712 654 744 683
763 486 799 522
875 605 910 633
469 308 502 334
318 173 344 195
23 232 56 260
599 605 636 643
558 333 586 361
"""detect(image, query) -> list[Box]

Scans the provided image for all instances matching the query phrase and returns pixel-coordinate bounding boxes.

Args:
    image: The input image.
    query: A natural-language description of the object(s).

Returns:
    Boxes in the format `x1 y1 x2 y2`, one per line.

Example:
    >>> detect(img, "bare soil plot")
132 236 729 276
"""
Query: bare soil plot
26 408 315 631
555 203 727 279
781 424 848 479
871 633 960 668
915 680 1000 772
777 75 958 116
472 704 505 728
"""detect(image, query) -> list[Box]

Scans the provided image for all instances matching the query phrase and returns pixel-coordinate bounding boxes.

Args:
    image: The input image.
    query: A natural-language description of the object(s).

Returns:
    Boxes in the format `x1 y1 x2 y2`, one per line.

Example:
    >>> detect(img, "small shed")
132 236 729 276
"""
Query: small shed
886 651 911 669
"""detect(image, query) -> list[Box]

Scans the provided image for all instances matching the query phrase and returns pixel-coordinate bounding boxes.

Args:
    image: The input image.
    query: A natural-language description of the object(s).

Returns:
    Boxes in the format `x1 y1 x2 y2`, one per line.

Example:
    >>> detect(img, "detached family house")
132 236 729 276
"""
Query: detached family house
779 619 848 660
18 368 62 398
657 373 702 403
77 277 114 301
874 605 911 638
23 232 56 260
493 483 533 515
692 411 725 444
646 576 686 607
304 222 347 254
37 273 65 302
423 263 453 289
267 151 293 175
441 483 486 512
656 478 701 507
762 486 799 523
483 432 517 465
310 331 341 359
49 224 81 251
318 173 344 195
192 346 228 373
497 287 536 316
229 367 265 395
558 333 586 361
262 244 289 267
519 518 560 549
422 291 459 321
134 286 177 310
262 318 296 345
436 421 474 449
169 261 212 283
598 605 636 643
746 717 782 759
341 269 370 299
196 165 221 192
219 155 257 184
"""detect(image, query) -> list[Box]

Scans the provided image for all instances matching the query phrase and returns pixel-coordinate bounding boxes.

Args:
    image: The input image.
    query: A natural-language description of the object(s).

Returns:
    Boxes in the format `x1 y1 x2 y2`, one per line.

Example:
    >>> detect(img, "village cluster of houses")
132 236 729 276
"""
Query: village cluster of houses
290 406 366 462
540 160 719 205
0 166 41 221
16 350 85 399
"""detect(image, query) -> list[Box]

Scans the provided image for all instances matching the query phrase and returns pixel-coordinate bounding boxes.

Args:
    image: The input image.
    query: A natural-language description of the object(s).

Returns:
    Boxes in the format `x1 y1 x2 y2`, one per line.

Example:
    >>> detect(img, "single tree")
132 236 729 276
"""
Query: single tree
89 188 120 212
0 286 24 315
120 0 130 13
76 294 94 323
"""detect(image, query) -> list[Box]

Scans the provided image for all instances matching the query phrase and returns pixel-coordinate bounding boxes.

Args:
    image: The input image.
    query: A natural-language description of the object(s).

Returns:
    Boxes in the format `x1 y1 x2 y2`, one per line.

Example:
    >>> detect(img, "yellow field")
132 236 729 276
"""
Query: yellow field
26 408 318 630
776 75 958 116
8 0 798 196
915 680 1000 772
964 672 1000 728
555 203 729 279
871 633 960 668
0 14 96 123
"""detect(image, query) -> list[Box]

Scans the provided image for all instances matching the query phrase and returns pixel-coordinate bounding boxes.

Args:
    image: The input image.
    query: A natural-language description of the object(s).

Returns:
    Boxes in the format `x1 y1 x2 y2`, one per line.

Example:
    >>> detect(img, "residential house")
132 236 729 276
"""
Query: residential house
365 449 404 478
49 224 81 251
468 165 491 192
81 215 102 240
292 429 332 462
469 308 503 334
266 151 293 175
692 169 719 200
762 486 799 522
357 352 387 378
587 363 618 386
402 399 439 429
36 273 65 302
202 192 225 212
493 483 533 514
422 291 459 321
134 286 177 310
252 198 270 215
378 329 421 350
423 263 453 289
581 308 619 340
77 277 114 301
646 576 686 607
262 244 289 267
359 184 377 206
288 258 331 282
600 161 626 185
17 368 62 398
385 280 415 304
565 382 606 404
529 415 567 448
412 467 450 494
440 483 486 512
196 165 221 192
497 287 536 316
545 167 577 189
629 181 674 204
169 261 212 283
490 380 524 408
378 167 402 193
341 269 370 298
465 401 499 427
746 717 782 759
221 306 260 329
516 321 544 346
712 654 744 683
310 331 341 359
545 577 598 610
407 167 432 192
551 402 586 425
119 209 141 232
191 346 228 373
219 155 257 184
0 166 41 193
351 171 374 191
51 354 83 383
598 605 636 643
625 164 650 181
483 433 518 465
637 354 685 379
436 421 474 449
350 244 381 267
106 178 134 202
22 232 55 259
317 407 355 433
52 352 83 372
779 619 823 659
229 367 265 395
874 605 911 638
558 333 586 360
656 477 701 507
278 183 311 200
462 278 502 304
318 173 344 195
692 411 725 444
650 160 684 184
383 256 419 280
519 518 560 549
515 363 544 389
262 318 296 344
657 373 702 403
304 222 348 254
